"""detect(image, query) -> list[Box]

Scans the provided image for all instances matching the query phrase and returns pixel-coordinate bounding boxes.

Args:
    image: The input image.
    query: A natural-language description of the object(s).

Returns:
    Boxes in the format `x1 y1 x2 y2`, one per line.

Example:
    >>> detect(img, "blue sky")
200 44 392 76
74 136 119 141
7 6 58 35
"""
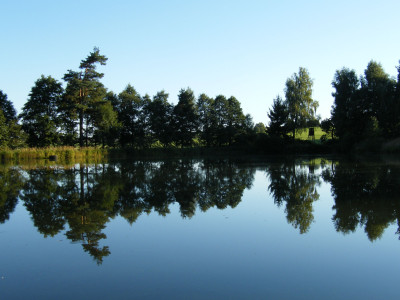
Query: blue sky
1 0 400 124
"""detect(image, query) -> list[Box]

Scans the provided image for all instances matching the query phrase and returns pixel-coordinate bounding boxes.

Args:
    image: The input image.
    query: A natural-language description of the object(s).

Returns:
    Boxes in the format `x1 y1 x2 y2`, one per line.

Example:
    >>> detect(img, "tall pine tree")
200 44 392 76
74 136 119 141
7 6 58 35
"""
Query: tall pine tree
63 47 108 146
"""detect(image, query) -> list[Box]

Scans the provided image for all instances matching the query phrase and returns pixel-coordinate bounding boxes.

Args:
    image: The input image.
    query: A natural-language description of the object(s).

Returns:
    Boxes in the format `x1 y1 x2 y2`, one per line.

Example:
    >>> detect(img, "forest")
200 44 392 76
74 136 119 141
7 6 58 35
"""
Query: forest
1 47 400 153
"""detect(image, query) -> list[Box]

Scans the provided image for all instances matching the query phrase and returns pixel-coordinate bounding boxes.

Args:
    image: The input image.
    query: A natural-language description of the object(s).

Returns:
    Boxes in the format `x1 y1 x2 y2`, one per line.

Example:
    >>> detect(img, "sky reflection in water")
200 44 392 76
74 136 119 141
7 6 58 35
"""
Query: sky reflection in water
0 158 399 299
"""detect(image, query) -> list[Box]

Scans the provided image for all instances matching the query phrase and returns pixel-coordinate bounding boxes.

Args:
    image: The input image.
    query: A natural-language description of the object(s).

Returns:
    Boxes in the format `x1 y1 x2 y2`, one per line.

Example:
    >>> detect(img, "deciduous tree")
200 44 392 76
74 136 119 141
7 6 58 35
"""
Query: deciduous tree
0 90 17 122
285 67 318 139
20 75 63 147
173 88 199 147
117 84 143 147
147 91 173 146
93 101 121 147
362 61 397 137
331 68 360 139
254 122 266 134
197 93 215 146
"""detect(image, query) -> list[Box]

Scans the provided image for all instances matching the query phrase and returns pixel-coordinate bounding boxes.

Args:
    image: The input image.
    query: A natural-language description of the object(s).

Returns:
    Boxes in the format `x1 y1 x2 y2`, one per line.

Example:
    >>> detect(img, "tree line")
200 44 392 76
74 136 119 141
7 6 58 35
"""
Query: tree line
267 60 400 147
0 48 254 149
1 47 399 150
329 61 400 146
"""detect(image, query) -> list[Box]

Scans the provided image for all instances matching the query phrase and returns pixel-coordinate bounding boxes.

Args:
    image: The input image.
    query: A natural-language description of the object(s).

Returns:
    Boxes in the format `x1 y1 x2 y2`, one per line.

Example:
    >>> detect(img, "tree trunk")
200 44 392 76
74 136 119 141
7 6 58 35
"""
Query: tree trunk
79 111 84 147
85 117 89 147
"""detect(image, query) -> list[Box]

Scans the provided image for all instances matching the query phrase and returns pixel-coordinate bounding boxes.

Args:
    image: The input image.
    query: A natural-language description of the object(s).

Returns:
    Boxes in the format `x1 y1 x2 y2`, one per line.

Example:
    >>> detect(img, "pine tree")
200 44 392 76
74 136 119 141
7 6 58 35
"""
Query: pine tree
268 95 289 137
63 47 108 146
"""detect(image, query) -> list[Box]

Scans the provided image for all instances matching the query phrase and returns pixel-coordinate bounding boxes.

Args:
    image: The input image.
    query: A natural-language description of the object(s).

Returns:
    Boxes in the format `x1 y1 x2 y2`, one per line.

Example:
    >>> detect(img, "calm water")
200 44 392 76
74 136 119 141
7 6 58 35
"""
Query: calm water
1 157 400 299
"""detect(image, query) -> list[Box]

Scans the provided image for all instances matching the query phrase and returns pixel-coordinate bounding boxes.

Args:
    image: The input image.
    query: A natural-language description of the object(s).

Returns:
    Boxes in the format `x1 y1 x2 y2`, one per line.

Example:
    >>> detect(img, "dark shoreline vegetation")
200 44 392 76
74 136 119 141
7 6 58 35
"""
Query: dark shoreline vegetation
1 140 397 167
1 47 400 156
0 143 326 165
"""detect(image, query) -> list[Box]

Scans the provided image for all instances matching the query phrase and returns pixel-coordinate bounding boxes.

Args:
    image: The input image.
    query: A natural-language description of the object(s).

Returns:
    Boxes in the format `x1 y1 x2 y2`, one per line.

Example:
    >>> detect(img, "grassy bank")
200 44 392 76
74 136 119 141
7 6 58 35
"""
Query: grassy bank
288 127 326 141
0 146 108 164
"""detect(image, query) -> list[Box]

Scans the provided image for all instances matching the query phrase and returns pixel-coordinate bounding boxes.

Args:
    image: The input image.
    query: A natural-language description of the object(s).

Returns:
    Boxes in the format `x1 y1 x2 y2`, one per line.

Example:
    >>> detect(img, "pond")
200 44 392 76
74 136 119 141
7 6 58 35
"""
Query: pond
0 157 399 299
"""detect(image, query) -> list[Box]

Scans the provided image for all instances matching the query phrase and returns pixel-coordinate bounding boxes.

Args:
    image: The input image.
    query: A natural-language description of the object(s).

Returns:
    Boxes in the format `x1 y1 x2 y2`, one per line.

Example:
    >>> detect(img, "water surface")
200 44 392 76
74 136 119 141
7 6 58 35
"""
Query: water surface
1 157 399 299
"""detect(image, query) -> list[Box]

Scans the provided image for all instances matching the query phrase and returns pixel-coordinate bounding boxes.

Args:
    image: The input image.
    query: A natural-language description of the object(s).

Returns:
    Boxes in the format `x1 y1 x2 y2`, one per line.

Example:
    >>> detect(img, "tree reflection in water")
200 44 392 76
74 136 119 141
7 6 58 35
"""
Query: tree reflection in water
266 160 321 234
322 161 400 241
3 158 400 263
15 159 255 264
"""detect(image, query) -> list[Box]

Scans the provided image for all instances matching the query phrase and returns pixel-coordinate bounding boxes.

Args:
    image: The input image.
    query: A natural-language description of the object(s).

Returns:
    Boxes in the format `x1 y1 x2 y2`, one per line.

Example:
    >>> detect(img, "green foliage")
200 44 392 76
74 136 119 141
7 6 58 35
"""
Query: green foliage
63 47 108 147
20 75 64 147
197 94 247 146
226 96 247 144
332 61 400 149
0 90 17 122
254 122 266 134
363 61 397 138
197 93 215 146
147 91 174 147
211 95 229 145
267 95 289 137
0 109 26 149
93 101 121 147
331 68 360 140
0 52 333 152
7 120 27 149
0 110 9 147
243 114 255 135
0 91 24 149
266 68 319 141
8 50 400 154
117 84 147 147
285 67 319 139
173 88 199 147
320 118 335 139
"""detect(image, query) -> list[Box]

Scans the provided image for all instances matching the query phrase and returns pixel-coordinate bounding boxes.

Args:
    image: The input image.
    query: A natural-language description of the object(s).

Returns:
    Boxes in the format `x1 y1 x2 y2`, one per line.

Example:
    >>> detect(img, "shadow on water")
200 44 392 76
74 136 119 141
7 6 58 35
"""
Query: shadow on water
2 157 400 263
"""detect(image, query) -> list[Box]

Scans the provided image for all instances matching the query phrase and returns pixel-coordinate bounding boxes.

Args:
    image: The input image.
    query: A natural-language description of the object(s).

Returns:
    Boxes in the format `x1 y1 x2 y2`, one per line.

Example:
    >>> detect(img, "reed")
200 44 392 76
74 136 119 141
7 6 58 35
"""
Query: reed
0 146 108 164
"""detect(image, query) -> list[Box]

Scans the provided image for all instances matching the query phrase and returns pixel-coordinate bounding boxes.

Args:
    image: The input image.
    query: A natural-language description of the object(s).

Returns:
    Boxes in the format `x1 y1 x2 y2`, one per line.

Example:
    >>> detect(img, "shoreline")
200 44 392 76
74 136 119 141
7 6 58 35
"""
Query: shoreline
1 136 398 165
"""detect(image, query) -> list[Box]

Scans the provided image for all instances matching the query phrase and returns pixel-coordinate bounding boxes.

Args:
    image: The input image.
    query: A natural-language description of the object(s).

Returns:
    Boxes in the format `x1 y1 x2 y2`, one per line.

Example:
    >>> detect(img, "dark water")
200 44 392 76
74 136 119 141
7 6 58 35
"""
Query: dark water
1 157 400 299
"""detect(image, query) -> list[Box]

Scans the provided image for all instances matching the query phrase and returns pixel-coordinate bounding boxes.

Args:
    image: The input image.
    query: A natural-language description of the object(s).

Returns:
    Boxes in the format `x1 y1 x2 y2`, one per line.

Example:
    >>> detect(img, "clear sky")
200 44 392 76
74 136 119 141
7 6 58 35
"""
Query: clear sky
1 0 400 124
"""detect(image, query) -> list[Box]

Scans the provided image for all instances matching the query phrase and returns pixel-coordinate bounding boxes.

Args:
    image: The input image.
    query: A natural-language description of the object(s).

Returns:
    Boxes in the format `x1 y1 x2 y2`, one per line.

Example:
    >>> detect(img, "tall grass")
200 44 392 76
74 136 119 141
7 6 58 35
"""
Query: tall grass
0 146 108 165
